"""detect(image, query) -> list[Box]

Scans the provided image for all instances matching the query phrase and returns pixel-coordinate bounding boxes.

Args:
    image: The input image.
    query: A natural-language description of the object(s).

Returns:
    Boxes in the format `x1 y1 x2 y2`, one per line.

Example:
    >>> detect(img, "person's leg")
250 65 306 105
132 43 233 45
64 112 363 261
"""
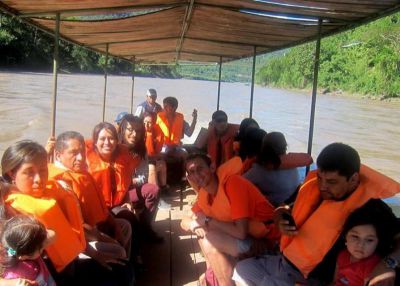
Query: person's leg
148 162 158 185
114 218 132 259
112 207 141 260
140 183 160 213
197 231 239 286
233 254 310 286
156 159 167 187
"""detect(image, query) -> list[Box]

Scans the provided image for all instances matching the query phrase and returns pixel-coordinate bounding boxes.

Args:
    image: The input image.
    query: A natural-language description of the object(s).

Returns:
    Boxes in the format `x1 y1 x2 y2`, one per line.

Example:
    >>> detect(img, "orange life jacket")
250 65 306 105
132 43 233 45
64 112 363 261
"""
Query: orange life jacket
5 181 86 272
48 163 109 226
207 124 239 166
196 157 276 239
156 111 184 145
85 140 140 208
280 165 400 278
145 124 164 156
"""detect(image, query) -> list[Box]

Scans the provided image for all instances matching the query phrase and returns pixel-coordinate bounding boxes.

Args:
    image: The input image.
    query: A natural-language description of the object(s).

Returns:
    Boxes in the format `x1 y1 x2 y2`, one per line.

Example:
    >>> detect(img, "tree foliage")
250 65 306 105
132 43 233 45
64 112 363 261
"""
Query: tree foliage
257 13 400 98
1 12 399 98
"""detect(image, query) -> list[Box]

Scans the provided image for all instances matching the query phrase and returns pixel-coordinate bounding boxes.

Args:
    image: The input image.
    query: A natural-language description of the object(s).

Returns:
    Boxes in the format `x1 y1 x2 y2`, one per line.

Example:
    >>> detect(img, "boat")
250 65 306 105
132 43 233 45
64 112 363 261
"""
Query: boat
1 1 399 285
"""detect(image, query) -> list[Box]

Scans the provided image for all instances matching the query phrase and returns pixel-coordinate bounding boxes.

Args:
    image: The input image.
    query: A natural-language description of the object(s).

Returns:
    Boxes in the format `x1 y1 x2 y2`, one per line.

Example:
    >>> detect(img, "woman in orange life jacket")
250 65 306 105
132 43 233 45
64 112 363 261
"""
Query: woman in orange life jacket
0 141 135 286
85 122 148 267
118 115 164 243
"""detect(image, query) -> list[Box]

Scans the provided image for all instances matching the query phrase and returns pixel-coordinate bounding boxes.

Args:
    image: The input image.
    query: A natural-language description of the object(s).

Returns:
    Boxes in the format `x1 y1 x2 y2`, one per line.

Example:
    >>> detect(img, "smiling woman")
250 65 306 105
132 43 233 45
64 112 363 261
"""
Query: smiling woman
0 140 86 276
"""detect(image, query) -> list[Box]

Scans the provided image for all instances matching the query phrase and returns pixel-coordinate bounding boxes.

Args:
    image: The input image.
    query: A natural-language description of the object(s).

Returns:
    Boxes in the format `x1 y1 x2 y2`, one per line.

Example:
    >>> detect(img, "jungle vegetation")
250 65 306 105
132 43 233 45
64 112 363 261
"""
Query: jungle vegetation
0 12 399 98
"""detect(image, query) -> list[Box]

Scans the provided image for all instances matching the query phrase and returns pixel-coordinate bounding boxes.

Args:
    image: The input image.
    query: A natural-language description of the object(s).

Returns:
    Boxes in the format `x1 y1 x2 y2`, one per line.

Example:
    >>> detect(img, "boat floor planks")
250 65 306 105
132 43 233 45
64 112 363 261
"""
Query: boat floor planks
136 188 205 286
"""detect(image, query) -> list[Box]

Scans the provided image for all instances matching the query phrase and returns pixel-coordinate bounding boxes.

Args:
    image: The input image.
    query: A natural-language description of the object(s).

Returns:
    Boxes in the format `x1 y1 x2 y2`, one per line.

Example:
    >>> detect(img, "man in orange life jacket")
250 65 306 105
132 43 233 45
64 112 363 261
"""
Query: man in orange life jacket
233 143 400 286
181 153 278 286
200 110 239 168
156 96 197 154
48 131 133 270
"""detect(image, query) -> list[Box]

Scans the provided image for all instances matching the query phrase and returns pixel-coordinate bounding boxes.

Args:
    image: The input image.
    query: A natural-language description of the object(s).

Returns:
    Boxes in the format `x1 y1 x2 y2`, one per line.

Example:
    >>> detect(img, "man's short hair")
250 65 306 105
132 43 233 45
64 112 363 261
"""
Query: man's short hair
185 152 212 169
55 131 85 152
147 88 157 98
317 142 360 179
212 110 228 123
163 97 178 109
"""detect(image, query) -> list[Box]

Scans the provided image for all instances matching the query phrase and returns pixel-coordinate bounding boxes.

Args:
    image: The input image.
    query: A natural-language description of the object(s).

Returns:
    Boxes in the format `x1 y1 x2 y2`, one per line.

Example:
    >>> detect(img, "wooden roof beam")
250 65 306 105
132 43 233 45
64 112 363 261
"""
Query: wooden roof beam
120 50 177 57
88 37 179 47
18 3 184 18
175 0 195 62
184 36 273 49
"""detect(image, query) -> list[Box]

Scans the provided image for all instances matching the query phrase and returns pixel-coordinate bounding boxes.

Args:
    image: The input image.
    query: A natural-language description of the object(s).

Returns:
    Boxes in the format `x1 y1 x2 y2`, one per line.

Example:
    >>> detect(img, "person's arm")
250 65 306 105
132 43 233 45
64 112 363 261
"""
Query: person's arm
195 212 249 240
183 109 197 137
366 236 400 286
279 153 313 169
83 223 118 244
132 157 149 186
134 106 144 118
45 136 56 162
0 278 38 286
274 205 298 236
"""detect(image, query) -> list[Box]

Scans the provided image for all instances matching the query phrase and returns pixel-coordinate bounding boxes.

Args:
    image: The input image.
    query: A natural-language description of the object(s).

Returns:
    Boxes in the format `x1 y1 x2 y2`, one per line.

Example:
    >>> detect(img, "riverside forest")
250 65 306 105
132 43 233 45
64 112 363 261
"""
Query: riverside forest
0 12 399 99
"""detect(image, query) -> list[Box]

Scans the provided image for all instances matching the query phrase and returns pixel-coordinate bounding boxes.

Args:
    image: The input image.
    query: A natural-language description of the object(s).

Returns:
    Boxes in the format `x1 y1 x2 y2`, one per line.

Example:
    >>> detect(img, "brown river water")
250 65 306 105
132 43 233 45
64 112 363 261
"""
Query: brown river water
0 72 399 183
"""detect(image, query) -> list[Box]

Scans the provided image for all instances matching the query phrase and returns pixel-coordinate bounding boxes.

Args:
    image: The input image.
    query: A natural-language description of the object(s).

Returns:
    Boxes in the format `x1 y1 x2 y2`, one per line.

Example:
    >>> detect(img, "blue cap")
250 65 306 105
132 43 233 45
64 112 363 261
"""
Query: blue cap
115 112 129 124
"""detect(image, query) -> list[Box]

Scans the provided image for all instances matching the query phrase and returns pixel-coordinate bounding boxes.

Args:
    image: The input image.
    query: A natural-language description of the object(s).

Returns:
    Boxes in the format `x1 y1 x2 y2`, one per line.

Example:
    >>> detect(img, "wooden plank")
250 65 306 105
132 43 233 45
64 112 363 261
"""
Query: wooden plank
135 209 171 286
171 210 206 286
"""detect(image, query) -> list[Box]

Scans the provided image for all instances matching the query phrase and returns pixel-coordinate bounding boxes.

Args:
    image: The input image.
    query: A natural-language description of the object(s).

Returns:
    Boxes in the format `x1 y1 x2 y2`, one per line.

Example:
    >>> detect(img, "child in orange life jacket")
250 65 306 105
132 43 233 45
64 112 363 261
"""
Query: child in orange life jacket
0 215 56 286
333 201 394 286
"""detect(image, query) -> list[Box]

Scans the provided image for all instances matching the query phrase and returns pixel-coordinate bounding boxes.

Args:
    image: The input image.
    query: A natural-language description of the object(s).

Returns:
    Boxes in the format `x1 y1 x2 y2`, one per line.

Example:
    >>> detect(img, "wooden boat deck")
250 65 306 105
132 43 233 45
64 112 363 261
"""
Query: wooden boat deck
136 187 206 286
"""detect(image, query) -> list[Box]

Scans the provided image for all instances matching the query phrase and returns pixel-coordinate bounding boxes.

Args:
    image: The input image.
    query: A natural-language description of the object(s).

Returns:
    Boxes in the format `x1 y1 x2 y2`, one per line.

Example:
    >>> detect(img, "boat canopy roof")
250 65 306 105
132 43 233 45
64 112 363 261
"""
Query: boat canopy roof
1 0 399 64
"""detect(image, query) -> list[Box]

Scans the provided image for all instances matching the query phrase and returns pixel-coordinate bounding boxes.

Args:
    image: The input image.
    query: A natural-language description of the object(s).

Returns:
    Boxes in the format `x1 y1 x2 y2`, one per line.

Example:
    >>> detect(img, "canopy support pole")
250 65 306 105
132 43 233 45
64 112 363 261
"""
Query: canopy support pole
130 57 136 113
249 46 257 118
50 13 60 139
306 19 323 173
102 44 109 122
217 56 222 110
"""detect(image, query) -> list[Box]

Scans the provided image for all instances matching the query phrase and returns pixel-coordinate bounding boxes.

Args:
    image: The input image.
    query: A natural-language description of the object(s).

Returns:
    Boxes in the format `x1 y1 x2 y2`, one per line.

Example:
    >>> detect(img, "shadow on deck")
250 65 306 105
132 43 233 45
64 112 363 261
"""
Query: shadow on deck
136 187 206 286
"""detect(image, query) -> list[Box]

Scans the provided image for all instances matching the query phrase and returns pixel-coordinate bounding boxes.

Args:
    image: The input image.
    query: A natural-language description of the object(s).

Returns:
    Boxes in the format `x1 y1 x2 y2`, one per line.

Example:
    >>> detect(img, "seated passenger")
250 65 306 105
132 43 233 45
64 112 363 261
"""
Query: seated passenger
233 143 400 286
85 122 148 272
156 96 197 156
180 154 279 286
1 141 86 283
48 131 131 262
143 112 168 193
135 88 162 119
118 115 165 242
333 200 395 286
0 215 56 285
233 118 260 157
238 128 267 173
243 132 305 206
197 110 239 168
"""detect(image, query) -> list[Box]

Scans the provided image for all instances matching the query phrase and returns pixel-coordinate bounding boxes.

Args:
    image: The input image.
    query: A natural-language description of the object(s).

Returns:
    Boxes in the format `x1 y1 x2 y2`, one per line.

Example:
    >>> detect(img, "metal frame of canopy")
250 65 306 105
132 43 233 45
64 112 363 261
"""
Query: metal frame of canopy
1 0 399 157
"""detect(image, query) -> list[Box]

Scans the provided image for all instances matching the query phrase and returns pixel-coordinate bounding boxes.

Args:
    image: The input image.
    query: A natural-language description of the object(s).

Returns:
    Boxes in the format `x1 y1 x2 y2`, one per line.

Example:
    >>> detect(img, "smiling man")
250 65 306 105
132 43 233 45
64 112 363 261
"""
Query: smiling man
47 131 133 271
180 153 278 286
233 142 400 286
